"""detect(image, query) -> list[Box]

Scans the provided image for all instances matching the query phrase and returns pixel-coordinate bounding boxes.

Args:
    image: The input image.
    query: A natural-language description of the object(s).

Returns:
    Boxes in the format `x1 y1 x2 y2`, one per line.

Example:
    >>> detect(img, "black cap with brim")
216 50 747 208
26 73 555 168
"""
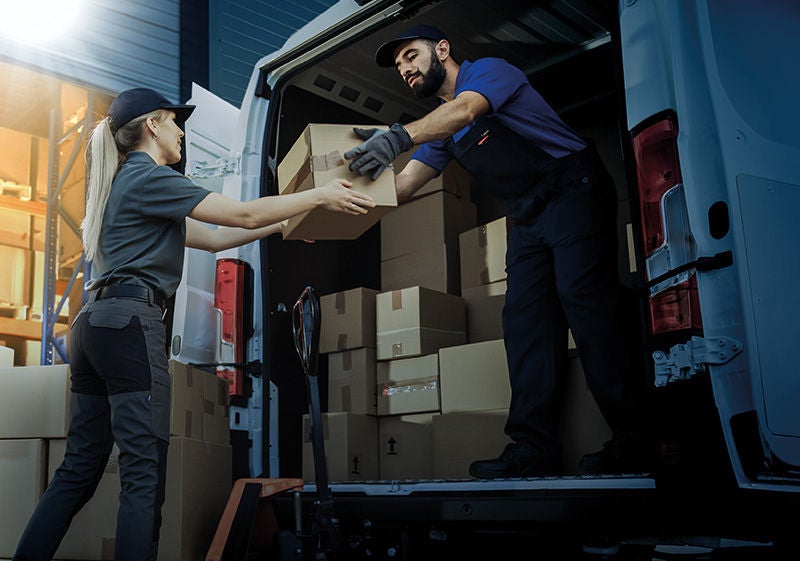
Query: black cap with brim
375 24 448 67
108 87 196 133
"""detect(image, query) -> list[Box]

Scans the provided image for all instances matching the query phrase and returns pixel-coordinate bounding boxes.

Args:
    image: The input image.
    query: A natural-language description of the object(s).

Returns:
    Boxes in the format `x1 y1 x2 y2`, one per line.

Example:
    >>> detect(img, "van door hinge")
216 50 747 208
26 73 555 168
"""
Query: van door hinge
189 153 241 178
653 335 742 387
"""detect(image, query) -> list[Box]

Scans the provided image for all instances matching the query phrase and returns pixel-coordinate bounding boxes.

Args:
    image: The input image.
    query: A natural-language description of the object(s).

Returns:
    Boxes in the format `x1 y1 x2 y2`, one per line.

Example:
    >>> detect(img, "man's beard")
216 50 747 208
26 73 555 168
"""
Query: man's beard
412 49 446 99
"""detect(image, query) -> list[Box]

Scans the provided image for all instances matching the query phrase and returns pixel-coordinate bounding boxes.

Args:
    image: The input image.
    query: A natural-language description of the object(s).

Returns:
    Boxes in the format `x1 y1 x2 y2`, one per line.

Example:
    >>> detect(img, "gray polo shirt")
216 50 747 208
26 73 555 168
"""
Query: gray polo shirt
87 151 212 300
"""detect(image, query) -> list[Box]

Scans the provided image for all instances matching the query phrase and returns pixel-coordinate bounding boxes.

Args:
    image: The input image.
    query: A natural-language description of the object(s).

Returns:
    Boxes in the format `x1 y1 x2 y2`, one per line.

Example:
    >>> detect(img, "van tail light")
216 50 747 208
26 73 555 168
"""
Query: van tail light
632 112 702 335
214 258 247 396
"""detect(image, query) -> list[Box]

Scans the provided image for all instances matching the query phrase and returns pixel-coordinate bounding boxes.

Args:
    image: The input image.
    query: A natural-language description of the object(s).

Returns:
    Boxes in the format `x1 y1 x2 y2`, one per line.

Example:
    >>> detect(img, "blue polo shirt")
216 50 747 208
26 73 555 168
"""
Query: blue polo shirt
87 151 212 300
412 58 586 173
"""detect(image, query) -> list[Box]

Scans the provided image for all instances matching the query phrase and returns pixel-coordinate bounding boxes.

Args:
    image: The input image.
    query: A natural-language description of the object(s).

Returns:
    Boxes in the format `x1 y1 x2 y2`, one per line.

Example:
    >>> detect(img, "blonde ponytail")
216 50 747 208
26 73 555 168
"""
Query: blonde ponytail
82 117 120 262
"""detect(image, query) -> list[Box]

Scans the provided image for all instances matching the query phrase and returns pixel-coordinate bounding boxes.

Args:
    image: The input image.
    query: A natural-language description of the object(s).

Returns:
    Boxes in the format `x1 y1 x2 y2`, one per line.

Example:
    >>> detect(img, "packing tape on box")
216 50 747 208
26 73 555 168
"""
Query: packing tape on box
478 225 488 247
381 376 438 396
337 333 348 350
342 350 352 370
391 290 403 310
341 385 351 411
311 150 345 171
335 291 346 314
480 268 490 284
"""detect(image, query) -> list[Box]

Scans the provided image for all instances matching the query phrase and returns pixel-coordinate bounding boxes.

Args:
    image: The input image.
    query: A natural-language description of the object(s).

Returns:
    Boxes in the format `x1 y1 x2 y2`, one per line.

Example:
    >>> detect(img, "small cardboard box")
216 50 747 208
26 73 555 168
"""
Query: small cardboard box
438 339 511 414
302 412 379 482
0 364 70 438
380 191 477 262
319 287 378 353
376 354 440 416
328 348 378 415
378 413 437 480
0 439 46 558
278 124 398 240
380 243 460 295
462 280 506 343
376 287 466 361
432 409 511 479
459 216 508 291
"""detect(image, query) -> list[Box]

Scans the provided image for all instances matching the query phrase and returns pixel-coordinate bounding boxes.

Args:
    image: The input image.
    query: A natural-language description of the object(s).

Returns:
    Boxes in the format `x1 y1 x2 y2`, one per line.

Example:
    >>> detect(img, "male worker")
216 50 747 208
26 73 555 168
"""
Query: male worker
344 24 652 477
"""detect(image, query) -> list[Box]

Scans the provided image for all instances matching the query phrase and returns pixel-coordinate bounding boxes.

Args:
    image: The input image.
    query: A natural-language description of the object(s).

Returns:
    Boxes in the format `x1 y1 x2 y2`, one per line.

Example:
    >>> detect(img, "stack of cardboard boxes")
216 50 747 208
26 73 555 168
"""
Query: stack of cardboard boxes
0 352 233 561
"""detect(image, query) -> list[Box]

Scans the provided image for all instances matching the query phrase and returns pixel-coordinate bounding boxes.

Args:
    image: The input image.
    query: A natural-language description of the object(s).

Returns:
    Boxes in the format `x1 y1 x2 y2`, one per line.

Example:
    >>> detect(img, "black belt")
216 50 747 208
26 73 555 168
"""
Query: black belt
96 285 166 310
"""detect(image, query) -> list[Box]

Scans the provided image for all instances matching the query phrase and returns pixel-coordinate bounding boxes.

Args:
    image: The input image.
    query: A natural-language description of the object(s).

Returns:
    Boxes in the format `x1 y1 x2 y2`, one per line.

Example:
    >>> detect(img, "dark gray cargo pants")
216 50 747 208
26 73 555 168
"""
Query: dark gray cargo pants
13 296 170 561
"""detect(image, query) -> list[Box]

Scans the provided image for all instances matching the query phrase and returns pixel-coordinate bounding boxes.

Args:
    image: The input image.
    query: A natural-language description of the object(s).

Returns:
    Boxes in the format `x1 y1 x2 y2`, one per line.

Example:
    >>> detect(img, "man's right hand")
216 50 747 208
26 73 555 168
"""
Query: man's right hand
344 123 413 181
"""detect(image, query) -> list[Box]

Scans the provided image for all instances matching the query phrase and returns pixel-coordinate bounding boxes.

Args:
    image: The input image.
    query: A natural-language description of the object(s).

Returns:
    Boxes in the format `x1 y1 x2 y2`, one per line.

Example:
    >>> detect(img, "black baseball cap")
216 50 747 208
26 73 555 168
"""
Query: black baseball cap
375 24 448 67
107 87 196 133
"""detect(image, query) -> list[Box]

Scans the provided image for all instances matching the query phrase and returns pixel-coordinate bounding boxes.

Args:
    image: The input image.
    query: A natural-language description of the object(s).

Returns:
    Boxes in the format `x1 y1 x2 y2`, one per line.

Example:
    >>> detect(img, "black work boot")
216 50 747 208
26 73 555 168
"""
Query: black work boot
579 433 655 475
469 443 563 479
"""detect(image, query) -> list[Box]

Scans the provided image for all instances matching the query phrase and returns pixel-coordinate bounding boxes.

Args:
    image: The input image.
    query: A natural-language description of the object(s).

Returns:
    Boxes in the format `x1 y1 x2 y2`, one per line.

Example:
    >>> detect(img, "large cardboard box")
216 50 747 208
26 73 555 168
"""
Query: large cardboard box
432 410 511 479
376 354 440 416
302 412 379 482
380 191 477 262
462 280 506 343
319 287 378 353
376 287 466 361
202 372 231 445
277 124 397 240
0 439 46 558
328 347 378 416
378 413 437 480
48 439 120 560
380 243 460 295
170 360 205 440
438 339 511 414
159 437 233 561
0 364 70 438
459 216 508 291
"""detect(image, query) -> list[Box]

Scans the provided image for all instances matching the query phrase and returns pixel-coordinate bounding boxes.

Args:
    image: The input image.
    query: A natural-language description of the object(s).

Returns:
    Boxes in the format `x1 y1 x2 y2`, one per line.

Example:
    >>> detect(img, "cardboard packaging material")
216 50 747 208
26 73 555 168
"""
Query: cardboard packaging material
0 345 13 367
462 280 506 343
277 124 398 240
380 191 477 262
380 243 460 295
170 360 205 440
432 409 511 479
0 439 46 558
459 216 508 291
376 354 440 416
0 364 70 438
319 287 379 353
378 413 438 480
376 287 466 361
48 439 120 560
202 372 231 445
328 348 378 415
302 412 379 482
438 339 511 414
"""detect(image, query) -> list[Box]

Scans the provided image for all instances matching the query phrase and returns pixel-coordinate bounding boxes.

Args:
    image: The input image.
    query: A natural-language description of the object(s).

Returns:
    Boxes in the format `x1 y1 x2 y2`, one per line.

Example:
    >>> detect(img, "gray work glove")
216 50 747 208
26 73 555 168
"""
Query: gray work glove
344 123 413 181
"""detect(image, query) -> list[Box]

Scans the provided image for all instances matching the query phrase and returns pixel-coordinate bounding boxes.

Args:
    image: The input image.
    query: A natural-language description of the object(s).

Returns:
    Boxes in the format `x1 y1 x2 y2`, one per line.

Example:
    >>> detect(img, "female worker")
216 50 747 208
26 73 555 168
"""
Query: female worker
13 87 374 561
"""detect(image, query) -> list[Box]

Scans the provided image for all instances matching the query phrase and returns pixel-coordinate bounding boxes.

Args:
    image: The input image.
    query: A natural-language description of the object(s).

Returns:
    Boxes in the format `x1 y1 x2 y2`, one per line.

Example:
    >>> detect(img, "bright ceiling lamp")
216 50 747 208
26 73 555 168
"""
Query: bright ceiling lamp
0 0 84 44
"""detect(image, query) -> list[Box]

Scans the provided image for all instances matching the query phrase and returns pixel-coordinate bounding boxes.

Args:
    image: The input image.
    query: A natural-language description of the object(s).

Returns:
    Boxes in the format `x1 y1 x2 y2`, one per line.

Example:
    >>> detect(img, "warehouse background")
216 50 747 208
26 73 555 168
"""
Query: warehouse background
0 0 339 366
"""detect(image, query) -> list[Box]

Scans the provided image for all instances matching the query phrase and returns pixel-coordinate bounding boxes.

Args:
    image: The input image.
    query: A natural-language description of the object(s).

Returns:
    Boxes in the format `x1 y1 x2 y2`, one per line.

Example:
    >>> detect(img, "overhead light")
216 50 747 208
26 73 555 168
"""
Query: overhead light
0 0 84 44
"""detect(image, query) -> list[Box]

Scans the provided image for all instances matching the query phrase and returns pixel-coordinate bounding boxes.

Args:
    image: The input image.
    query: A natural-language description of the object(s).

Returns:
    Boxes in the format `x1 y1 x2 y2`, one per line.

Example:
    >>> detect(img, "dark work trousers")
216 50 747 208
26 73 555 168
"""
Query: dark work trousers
13 296 170 561
502 164 642 455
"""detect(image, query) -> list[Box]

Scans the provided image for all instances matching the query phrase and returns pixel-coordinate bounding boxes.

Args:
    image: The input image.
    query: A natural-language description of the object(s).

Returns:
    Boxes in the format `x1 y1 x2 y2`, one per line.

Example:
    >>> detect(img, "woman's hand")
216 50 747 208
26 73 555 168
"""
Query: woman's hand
315 178 376 215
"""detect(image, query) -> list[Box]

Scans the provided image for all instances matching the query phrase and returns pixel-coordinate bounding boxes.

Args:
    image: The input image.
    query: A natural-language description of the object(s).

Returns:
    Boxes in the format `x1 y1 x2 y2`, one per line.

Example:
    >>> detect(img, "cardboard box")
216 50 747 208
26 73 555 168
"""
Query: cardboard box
0 345 13 367
48 439 120 560
376 287 466 361
170 360 205 440
159 437 233 561
0 439 46 558
277 124 397 240
438 339 511 414
462 280 506 343
378 413 437 480
202 372 231 445
319 287 378 353
432 410 511 479
380 191 477 261
328 347 378 415
376 354 440 416
393 153 472 202
380 243 460 295
302 412 379 482
459 216 508 291
0 364 70 438
0 246 32 307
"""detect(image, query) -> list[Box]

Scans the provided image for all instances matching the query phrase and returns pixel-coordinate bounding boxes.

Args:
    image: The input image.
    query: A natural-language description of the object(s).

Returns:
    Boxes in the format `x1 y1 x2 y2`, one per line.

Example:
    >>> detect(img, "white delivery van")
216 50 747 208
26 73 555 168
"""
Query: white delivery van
173 0 800 556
